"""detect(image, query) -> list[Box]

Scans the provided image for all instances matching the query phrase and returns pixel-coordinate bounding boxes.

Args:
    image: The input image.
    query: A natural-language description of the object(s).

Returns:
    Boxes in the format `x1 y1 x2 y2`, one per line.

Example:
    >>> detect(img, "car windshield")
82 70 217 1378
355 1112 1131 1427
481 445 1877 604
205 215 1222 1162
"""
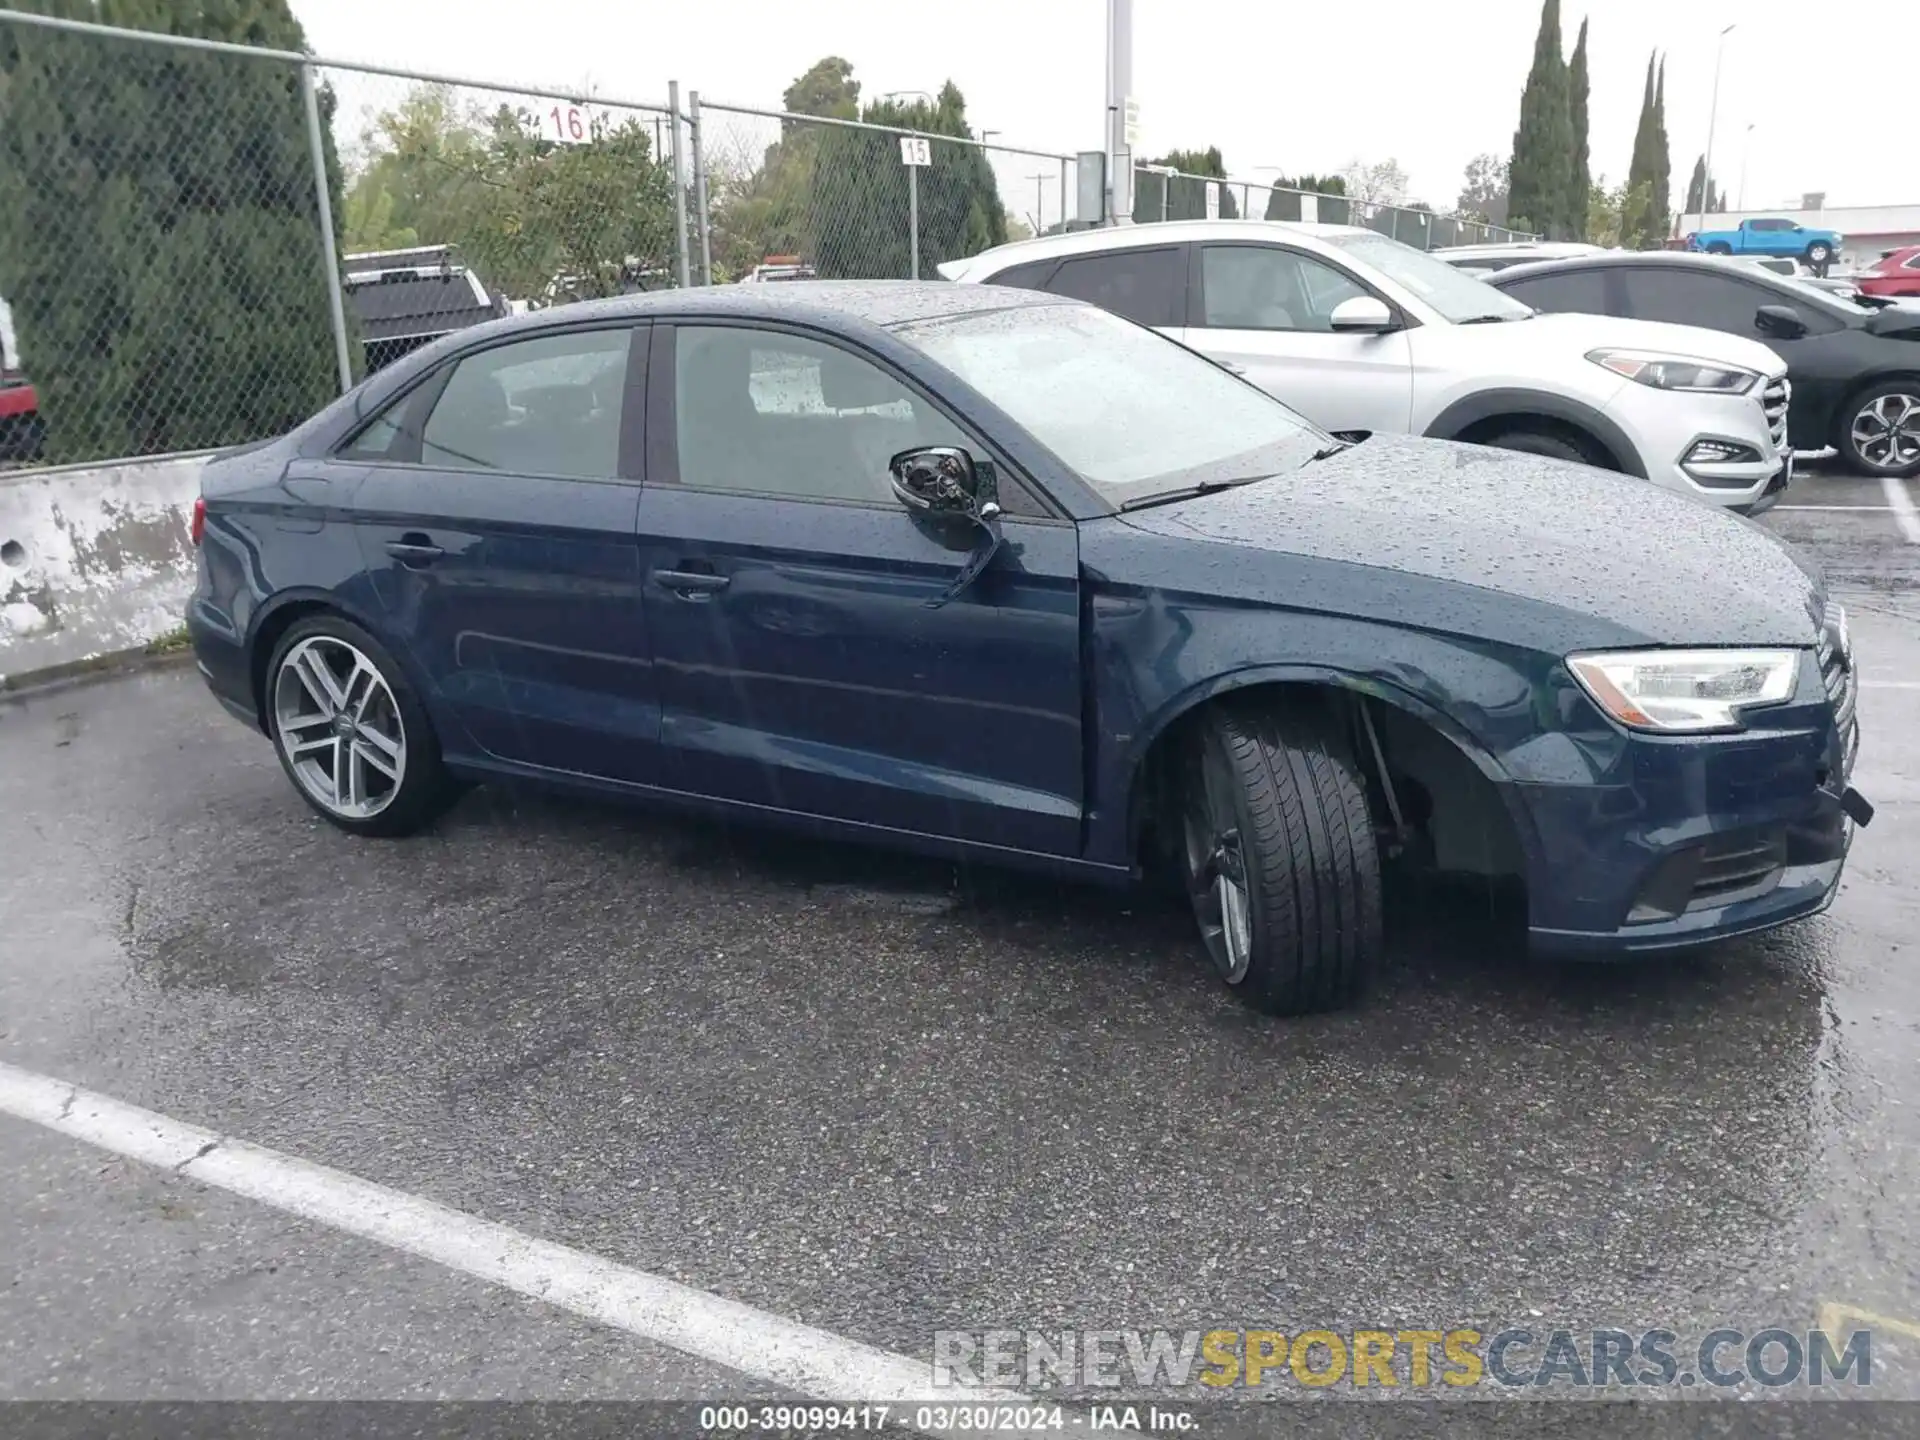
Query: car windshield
1328 232 1536 323
891 301 1329 505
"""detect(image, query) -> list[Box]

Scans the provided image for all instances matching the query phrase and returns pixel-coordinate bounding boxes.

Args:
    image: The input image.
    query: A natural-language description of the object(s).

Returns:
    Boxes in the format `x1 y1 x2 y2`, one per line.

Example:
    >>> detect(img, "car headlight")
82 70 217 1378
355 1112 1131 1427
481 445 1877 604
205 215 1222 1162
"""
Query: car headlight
1586 349 1760 395
1567 648 1800 732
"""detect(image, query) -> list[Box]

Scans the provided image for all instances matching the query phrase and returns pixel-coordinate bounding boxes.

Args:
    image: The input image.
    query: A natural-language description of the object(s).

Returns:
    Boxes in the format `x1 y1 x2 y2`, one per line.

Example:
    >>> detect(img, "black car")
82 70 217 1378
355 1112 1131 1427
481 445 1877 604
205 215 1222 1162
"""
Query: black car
185 281 1869 1016
1486 252 1920 479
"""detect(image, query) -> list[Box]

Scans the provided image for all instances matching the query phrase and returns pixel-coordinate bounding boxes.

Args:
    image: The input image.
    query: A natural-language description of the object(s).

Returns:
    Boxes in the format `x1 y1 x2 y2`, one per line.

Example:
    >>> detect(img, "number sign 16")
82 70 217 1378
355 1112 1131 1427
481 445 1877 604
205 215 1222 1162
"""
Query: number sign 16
547 103 591 145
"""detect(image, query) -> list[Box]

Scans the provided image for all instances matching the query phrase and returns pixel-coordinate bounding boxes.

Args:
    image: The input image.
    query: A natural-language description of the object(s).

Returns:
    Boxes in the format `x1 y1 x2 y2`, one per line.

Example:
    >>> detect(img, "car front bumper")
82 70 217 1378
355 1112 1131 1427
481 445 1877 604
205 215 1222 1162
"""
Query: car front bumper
1517 653 1864 957
1606 372 1792 512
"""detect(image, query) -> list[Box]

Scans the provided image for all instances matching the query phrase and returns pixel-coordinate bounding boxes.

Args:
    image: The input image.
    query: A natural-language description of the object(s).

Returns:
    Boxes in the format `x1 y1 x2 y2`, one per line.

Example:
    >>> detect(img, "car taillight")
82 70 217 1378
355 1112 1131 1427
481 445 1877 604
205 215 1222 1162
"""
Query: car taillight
190 495 206 546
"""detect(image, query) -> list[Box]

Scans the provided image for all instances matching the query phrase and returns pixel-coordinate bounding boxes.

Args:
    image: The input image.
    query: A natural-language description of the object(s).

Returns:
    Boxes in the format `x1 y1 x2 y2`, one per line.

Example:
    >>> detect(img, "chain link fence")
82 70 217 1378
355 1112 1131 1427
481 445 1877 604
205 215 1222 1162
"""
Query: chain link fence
696 103 1082 284
322 66 681 368
0 15 342 469
0 7 1532 476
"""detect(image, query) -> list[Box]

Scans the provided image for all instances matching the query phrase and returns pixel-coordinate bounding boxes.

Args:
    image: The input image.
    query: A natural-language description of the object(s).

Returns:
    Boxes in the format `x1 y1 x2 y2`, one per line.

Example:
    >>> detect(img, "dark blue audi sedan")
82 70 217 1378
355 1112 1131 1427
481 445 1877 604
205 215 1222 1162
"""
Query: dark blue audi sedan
186 281 1870 1014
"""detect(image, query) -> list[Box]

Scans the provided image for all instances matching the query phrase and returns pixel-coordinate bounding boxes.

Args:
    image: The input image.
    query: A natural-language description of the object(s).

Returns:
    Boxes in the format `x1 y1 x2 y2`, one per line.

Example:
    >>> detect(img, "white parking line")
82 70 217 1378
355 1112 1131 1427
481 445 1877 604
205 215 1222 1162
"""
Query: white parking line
1861 681 1920 690
1773 505 1895 512
0 1060 1027 1422
1881 475 1920 544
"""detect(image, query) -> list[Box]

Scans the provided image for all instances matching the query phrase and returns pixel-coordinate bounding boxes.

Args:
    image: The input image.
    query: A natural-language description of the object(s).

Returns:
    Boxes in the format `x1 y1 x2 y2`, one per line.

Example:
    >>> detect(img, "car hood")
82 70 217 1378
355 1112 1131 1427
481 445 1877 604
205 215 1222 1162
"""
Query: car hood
1118 433 1825 648
1519 310 1787 377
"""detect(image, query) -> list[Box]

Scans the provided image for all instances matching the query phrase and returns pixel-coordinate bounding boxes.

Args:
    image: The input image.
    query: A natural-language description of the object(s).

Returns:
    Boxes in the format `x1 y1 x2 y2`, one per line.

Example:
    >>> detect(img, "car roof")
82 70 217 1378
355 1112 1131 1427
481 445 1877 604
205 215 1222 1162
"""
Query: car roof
1484 250 1779 282
413 279 1056 344
1431 241 1603 259
949 219 1375 274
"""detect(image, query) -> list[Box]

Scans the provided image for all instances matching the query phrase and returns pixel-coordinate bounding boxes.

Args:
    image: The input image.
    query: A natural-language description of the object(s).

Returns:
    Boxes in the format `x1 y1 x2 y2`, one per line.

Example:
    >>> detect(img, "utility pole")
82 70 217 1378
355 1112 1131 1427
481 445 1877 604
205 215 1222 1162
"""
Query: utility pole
1027 172 1050 234
1104 0 1133 223
1699 23 1736 234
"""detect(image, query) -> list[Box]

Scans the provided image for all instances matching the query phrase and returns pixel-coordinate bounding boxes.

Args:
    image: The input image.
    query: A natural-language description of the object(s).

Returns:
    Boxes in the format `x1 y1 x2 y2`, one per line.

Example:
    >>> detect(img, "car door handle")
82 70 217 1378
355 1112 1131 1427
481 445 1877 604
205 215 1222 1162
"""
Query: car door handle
652 568 731 598
385 537 444 565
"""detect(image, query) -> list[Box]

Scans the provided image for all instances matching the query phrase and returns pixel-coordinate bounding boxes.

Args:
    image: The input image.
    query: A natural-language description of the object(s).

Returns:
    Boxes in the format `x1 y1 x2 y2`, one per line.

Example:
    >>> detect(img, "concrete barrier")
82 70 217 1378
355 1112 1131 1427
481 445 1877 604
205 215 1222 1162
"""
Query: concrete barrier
0 453 209 687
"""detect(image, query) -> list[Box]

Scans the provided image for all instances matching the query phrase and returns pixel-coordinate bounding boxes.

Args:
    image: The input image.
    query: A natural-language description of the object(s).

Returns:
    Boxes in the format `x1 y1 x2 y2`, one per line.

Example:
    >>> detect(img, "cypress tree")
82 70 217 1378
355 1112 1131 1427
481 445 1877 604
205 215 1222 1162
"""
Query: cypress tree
1624 54 1657 248
1507 0 1574 239
1647 57 1672 247
0 0 351 464
1685 155 1708 218
1567 17 1590 242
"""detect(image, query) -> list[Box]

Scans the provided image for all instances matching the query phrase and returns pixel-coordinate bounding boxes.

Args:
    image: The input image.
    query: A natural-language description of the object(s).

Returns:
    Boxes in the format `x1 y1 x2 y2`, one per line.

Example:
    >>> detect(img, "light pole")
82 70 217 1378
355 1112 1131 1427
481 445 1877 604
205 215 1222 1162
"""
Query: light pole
1699 23 1736 234
1737 122 1755 211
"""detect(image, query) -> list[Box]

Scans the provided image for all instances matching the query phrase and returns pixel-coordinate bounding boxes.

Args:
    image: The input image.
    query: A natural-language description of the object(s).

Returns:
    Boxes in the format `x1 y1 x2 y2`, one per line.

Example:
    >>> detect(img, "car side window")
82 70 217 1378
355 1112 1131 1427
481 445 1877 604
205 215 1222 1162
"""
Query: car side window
1043 247 1183 327
985 257 1061 291
672 325 973 505
419 328 633 479
1497 269 1609 315
337 401 414 462
1905 254 1920 271
1614 269 1776 337
1197 245 1369 332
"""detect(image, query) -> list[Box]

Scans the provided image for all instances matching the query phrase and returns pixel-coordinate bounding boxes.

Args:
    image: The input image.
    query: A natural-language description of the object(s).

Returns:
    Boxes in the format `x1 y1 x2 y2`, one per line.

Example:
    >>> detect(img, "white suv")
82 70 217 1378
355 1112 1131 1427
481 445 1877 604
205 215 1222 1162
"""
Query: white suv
940 221 1793 514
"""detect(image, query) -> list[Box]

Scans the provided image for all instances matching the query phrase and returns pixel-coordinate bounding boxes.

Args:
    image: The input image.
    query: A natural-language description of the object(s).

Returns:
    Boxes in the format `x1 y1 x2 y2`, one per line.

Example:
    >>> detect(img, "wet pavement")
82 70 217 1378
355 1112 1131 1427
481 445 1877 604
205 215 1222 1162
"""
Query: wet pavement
1 481 1917 1406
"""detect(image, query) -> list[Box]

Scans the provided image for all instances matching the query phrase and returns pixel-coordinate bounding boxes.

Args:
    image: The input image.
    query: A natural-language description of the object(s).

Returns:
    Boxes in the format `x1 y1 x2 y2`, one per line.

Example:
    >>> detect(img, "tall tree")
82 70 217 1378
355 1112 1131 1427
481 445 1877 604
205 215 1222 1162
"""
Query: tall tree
1136 146 1239 222
1457 154 1511 229
344 87 677 301
1507 0 1574 239
808 81 1006 279
1683 154 1722 218
1263 174 1348 225
1567 17 1591 241
1648 57 1672 246
0 0 353 463
707 55 857 280
782 56 860 122
1624 53 1658 248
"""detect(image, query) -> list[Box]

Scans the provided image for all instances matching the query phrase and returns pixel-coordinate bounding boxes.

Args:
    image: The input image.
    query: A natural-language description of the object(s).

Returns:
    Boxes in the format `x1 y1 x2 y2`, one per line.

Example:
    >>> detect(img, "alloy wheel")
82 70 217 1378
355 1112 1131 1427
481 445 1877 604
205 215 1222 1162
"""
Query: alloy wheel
1183 744 1253 983
1851 391 1920 473
272 635 407 820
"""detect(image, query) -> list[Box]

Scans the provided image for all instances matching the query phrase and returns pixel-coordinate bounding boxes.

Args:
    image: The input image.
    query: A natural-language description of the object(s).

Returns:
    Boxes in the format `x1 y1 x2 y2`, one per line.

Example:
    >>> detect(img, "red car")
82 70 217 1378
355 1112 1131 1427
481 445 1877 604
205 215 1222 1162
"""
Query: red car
0 375 40 462
1859 245 1920 300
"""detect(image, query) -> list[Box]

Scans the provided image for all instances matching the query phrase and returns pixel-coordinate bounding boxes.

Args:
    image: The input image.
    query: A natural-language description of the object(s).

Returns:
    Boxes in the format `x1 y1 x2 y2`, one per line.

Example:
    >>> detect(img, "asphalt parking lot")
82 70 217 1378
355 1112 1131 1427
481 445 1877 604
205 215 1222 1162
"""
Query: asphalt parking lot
2 463 1919 1417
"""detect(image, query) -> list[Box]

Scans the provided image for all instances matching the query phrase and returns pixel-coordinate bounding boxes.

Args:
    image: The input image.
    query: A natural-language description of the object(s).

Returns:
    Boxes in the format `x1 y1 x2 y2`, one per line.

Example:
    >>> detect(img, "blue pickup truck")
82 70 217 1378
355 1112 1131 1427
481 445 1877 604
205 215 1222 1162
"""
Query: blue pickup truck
1685 217 1844 272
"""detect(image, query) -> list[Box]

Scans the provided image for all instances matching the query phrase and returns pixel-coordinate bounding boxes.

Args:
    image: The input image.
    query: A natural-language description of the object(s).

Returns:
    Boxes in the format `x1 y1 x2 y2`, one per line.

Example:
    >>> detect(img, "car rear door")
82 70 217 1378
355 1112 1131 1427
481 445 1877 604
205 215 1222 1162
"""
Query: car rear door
339 322 661 784
1180 242 1414 433
635 320 1084 857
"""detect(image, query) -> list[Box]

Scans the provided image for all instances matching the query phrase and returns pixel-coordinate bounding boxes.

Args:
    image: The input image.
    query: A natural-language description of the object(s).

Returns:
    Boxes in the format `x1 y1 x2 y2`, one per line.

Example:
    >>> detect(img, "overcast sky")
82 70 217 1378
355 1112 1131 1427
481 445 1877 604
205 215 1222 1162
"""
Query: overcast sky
291 0 1890 216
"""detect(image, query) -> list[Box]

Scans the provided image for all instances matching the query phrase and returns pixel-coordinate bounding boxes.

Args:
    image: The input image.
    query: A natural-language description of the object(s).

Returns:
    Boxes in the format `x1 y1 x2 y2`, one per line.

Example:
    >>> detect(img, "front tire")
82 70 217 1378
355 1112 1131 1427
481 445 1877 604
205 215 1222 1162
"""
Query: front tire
1481 427 1604 468
1177 702 1382 1015
1806 242 1833 274
266 613 455 837
1837 379 1920 479
1706 242 1733 255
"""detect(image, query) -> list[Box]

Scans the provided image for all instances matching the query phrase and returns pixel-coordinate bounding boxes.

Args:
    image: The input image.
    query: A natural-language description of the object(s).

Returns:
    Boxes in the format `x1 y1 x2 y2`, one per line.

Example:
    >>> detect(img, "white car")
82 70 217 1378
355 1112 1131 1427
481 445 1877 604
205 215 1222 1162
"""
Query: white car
940 220 1792 514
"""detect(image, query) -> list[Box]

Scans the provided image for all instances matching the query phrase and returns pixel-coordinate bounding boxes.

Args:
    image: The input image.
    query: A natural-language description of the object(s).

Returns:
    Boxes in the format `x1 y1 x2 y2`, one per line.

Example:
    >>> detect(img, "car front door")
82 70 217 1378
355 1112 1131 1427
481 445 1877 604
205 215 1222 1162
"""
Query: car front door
635 321 1083 857
340 323 660 784
1182 243 1414 433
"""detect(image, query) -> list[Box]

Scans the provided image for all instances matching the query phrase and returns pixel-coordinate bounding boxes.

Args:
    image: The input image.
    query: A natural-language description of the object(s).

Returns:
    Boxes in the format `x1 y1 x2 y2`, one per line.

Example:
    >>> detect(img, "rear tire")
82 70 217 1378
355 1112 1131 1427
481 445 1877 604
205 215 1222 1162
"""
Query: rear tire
1176 701 1382 1015
1480 427 1603 468
265 613 456 837
1837 378 1920 479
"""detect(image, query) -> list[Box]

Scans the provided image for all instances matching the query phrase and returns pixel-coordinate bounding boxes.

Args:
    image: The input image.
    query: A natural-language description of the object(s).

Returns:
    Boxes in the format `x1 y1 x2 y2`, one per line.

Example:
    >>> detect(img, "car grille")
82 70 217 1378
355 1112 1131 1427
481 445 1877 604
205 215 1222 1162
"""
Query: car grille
1818 602 1859 776
1762 375 1790 451
1690 833 1788 906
